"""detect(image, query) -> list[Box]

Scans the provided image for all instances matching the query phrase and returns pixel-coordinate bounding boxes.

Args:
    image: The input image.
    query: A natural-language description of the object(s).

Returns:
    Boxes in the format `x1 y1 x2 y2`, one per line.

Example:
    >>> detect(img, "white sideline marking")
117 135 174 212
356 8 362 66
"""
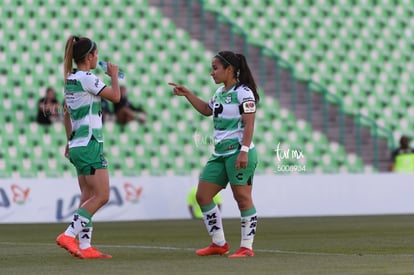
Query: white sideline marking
2 242 414 257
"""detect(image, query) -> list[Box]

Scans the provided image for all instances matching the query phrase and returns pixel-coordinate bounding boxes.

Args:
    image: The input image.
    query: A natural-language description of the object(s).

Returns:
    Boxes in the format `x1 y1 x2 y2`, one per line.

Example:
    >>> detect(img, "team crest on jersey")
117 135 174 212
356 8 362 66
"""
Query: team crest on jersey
225 94 232 104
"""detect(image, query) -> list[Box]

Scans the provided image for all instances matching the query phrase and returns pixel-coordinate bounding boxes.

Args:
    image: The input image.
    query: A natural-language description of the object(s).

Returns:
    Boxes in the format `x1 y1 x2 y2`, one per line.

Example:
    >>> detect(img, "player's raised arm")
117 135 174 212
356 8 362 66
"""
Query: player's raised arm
168 82 212 116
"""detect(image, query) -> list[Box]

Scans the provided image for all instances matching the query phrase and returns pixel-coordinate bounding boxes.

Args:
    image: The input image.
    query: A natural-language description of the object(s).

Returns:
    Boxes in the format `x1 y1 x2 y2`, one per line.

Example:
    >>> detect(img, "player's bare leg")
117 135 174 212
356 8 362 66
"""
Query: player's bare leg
228 184 257 258
195 181 229 256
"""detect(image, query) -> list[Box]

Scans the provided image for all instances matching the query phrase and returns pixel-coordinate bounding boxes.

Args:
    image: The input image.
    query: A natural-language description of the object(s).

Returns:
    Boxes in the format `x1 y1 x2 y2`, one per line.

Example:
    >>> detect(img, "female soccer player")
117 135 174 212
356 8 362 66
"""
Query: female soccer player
56 35 120 259
169 51 259 258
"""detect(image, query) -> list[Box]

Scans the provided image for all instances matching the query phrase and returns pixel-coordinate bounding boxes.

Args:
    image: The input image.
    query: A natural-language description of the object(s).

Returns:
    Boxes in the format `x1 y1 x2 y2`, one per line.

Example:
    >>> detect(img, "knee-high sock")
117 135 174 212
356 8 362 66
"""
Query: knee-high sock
201 202 226 246
64 208 92 238
240 207 257 250
78 226 93 249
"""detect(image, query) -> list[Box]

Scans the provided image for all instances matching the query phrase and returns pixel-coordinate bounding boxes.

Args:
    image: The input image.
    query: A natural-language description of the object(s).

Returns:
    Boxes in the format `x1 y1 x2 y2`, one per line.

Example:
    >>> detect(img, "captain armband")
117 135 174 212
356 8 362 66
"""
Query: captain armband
239 100 256 114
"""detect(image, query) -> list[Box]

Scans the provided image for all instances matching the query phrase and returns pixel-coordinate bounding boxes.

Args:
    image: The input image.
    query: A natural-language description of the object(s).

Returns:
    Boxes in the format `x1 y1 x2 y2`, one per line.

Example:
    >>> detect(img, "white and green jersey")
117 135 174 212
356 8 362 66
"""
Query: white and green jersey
65 70 106 148
208 84 256 156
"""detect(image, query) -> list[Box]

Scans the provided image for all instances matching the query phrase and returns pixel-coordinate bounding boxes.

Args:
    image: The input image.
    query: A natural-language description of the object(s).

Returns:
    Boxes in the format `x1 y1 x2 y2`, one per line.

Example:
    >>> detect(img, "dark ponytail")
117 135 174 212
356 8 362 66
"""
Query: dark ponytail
64 35 96 81
216 51 260 103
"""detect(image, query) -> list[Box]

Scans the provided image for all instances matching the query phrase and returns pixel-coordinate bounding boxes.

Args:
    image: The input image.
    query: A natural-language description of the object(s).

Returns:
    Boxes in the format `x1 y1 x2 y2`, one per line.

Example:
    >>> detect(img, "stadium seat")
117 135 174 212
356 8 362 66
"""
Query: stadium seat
203 1 410 139
0 0 379 176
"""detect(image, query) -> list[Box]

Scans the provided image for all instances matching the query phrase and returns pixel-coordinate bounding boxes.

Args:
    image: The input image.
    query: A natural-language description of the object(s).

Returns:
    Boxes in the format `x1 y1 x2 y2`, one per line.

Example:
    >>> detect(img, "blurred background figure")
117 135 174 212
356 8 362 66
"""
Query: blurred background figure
36 87 61 125
101 99 113 124
187 185 222 219
114 85 147 126
389 136 414 173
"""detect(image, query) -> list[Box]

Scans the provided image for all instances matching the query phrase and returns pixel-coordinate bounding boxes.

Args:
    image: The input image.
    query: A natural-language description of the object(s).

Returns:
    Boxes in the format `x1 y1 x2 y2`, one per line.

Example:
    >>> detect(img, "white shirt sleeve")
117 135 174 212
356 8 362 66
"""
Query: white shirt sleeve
237 85 256 114
82 72 106 95
237 85 255 103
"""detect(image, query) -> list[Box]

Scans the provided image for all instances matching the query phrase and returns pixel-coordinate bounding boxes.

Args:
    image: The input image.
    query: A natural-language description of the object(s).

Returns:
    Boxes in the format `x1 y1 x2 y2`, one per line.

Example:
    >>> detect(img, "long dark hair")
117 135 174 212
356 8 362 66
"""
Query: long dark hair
63 35 96 81
215 51 260 103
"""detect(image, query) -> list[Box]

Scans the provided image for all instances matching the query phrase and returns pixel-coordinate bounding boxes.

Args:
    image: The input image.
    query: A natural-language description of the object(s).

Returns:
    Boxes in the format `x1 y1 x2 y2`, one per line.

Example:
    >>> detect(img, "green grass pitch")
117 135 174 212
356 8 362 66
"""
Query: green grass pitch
2 215 414 274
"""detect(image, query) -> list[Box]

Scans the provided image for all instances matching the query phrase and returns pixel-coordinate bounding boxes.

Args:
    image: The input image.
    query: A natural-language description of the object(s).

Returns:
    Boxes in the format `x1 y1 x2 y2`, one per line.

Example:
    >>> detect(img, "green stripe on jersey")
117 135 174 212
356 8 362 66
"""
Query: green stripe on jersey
71 126 103 141
65 80 84 92
91 102 101 115
214 138 240 154
70 105 90 120
213 117 240 131
71 125 89 140
92 128 103 141
70 102 101 120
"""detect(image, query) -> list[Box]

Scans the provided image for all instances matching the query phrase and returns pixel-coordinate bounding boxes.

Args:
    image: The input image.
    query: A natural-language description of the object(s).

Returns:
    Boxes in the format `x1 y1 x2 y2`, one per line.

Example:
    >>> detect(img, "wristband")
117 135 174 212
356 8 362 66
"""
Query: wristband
240 145 249 152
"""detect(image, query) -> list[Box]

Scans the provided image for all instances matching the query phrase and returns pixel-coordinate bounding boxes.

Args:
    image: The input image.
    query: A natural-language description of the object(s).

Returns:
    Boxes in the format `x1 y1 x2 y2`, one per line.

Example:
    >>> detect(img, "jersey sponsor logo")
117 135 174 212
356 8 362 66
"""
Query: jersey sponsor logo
213 103 223 117
241 100 256 114
242 97 254 101
226 144 237 150
94 78 100 88
66 79 78 85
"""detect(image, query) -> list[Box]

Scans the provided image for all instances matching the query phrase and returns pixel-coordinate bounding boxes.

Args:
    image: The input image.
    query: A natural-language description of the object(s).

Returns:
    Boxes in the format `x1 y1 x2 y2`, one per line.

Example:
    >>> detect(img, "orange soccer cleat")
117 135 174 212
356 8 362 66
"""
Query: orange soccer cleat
228 247 254 258
196 242 229 256
56 233 82 258
78 247 112 259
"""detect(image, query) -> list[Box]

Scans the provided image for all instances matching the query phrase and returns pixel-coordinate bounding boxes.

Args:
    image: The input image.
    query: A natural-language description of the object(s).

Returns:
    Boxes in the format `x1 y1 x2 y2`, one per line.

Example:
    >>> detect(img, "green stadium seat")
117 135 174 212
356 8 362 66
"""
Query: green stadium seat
0 0 386 176
203 0 409 149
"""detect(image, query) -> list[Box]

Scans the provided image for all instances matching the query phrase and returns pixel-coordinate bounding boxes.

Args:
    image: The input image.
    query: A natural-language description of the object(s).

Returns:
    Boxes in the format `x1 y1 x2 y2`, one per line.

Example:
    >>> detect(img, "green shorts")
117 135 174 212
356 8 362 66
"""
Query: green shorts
68 138 108 175
200 147 258 188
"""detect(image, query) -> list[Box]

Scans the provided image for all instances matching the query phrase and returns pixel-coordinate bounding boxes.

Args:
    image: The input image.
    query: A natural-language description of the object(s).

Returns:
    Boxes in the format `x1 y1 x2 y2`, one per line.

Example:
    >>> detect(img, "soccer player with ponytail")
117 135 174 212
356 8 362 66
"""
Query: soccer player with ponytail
56 35 120 259
169 50 259 258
